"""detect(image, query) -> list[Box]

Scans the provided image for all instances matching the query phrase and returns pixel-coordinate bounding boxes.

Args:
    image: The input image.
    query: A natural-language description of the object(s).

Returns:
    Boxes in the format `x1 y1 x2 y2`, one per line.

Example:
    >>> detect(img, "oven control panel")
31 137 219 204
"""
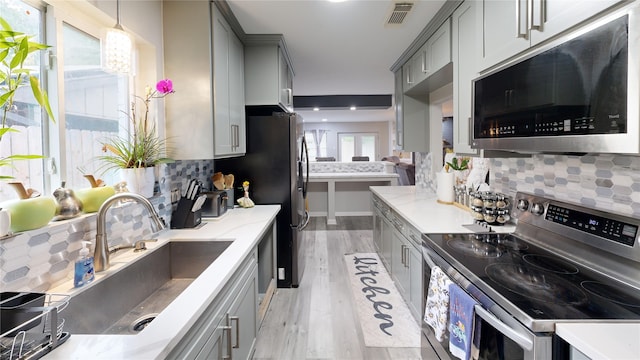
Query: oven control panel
513 192 640 264
545 204 637 247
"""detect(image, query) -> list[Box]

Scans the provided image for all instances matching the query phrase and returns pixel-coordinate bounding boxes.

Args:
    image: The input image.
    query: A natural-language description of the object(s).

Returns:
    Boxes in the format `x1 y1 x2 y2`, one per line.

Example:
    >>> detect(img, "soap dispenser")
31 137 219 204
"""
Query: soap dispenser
74 241 95 288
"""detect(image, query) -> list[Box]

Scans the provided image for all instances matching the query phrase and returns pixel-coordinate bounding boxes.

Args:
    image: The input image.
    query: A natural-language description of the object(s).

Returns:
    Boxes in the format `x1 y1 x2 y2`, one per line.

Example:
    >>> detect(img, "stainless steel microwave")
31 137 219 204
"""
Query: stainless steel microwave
472 4 640 154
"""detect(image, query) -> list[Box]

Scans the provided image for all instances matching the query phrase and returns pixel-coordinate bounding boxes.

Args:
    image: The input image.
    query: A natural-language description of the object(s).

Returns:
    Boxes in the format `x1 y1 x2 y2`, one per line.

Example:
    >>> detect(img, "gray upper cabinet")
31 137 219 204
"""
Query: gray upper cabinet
394 70 404 149
395 18 452 152
245 36 295 113
213 8 246 158
427 18 452 76
452 0 481 155
402 19 451 93
481 0 626 71
163 1 245 160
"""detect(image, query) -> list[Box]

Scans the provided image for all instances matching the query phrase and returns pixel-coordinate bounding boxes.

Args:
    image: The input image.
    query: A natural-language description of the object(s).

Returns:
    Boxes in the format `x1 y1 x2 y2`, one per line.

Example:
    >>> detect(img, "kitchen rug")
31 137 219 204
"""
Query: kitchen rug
343 252 421 348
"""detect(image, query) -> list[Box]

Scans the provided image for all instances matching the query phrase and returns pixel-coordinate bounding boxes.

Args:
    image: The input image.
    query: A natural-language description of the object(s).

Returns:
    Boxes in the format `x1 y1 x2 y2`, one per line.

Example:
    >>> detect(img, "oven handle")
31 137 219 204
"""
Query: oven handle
473 304 534 351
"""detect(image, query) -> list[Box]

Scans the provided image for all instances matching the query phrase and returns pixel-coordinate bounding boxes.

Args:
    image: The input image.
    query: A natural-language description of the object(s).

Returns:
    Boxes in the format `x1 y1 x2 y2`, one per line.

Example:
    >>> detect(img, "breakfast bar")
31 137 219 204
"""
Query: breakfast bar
308 172 398 225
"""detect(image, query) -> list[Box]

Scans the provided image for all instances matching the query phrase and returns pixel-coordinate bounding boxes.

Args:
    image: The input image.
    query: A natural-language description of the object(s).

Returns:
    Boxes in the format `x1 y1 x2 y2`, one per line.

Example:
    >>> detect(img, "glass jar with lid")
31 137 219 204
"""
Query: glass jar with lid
482 192 497 209
496 194 509 209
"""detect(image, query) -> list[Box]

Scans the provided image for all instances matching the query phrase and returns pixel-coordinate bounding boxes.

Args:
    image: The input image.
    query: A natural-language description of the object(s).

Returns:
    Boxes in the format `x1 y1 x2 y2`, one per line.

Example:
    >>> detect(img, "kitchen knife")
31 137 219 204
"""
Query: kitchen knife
191 194 206 212
192 184 201 200
186 179 196 199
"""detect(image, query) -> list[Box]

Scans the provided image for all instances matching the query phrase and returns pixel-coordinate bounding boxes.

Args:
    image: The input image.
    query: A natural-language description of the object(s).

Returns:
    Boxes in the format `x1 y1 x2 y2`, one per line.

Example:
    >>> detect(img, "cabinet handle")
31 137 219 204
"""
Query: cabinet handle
515 0 528 39
468 117 474 147
404 246 410 268
284 88 293 107
400 244 406 266
406 64 413 84
421 49 428 74
231 125 239 150
231 315 240 349
235 125 239 149
222 324 233 359
230 126 235 150
232 125 237 149
530 0 544 31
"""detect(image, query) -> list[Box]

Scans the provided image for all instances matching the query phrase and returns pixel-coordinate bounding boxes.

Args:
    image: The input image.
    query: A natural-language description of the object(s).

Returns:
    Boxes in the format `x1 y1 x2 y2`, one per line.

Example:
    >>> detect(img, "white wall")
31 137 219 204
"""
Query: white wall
80 0 166 137
303 121 391 161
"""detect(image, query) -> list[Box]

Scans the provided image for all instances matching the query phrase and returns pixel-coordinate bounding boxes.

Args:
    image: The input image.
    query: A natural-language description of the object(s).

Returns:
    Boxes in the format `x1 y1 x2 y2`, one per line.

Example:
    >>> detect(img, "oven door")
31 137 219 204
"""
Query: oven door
421 239 553 360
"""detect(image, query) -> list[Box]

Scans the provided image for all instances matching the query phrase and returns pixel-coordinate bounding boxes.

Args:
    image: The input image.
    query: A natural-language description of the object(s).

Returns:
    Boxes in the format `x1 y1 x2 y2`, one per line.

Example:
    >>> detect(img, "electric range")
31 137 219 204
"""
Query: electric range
421 192 640 359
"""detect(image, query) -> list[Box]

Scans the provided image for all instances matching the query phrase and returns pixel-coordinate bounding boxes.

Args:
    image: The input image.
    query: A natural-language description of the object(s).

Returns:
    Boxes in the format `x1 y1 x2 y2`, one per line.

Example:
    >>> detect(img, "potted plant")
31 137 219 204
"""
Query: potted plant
98 79 174 197
446 156 470 186
0 17 55 176
0 17 58 234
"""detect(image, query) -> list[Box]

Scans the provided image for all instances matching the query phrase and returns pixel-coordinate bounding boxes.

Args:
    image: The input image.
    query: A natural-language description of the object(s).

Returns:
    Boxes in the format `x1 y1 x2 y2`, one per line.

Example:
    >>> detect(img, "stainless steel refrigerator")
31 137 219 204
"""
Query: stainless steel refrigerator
215 108 309 287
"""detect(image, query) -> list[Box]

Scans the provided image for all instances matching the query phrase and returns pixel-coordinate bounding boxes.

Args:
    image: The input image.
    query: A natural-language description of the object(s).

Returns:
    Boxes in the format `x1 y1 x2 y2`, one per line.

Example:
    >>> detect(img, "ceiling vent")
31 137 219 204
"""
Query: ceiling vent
386 2 414 25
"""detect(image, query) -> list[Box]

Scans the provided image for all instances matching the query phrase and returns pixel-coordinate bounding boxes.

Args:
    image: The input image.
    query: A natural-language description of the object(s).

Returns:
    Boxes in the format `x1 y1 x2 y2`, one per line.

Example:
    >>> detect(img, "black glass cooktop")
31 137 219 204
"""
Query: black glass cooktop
423 232 640 322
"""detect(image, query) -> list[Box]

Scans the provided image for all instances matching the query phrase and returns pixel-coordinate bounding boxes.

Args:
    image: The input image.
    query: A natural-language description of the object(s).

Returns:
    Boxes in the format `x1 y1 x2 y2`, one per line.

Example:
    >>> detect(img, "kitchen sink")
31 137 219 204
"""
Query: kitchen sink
64 239 233 335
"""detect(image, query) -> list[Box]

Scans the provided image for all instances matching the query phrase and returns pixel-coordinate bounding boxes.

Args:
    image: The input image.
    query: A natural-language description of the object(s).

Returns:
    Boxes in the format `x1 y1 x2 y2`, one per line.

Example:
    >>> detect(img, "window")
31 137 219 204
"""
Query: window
338 133 377 162
305 130 328 161
1 0 148 202
62 23 128 189
0 1 46 202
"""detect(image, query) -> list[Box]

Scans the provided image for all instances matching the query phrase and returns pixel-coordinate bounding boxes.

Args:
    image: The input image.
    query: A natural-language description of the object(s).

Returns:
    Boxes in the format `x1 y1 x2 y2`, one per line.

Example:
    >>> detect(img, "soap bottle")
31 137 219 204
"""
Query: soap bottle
74 241 95 288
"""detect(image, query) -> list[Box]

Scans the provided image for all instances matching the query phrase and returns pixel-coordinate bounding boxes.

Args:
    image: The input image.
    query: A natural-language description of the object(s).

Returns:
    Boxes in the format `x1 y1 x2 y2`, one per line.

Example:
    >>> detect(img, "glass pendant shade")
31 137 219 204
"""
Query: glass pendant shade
105 25 132 73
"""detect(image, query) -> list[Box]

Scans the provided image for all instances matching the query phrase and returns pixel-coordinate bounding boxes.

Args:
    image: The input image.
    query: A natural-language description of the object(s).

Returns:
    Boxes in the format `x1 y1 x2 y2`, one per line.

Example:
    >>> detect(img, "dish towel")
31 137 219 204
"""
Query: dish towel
448 283 478 360
423 266 453 342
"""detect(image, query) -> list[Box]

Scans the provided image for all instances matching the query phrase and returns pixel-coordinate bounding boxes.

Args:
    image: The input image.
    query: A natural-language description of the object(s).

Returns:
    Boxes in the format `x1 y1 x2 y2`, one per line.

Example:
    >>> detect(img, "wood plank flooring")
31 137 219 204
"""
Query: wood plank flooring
253 216 424 360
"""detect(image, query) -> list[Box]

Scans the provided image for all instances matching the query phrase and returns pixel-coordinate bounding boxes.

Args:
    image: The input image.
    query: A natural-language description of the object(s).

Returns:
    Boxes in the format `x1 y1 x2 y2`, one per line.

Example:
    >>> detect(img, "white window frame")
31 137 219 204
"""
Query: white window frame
43 1 160 193
338 132 378 162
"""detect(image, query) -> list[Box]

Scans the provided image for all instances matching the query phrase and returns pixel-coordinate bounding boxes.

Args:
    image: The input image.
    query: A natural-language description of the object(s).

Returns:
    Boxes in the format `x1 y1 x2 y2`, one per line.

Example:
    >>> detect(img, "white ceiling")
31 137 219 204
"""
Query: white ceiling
227 0 446 123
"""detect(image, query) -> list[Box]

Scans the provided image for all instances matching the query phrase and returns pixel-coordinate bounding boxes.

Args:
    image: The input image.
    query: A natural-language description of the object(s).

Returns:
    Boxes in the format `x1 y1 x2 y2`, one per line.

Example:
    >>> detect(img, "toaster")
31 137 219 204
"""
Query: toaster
201 191 228 217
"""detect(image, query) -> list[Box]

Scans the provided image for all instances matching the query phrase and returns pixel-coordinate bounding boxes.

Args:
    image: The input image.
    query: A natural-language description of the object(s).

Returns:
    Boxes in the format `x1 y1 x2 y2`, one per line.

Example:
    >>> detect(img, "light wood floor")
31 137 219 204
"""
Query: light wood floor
253 216 424 360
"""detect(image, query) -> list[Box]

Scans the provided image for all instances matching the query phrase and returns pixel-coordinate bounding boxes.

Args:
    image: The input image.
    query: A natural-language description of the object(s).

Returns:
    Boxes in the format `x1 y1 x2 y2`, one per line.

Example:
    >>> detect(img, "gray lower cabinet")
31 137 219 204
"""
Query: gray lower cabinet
381 214 393 272
390 224 422 320
229 265 258 360
391 228 410 295
168 250 258 360
372 193 423 321
407 242 423 318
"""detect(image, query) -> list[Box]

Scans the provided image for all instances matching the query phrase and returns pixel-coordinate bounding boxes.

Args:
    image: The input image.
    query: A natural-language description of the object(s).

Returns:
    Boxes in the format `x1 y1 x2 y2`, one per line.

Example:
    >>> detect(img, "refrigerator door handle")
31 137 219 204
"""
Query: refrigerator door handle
298 210 310 231
301 136 310 198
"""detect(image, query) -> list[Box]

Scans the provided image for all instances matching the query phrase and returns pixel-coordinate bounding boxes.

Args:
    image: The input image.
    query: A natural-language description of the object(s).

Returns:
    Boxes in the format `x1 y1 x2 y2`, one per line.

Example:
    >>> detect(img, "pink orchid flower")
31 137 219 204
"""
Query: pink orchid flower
156 79 174 94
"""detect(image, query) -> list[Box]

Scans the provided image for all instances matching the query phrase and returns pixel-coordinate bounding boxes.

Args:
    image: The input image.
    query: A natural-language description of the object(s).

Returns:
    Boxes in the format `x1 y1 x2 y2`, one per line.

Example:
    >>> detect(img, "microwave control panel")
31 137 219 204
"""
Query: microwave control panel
479 115 613 139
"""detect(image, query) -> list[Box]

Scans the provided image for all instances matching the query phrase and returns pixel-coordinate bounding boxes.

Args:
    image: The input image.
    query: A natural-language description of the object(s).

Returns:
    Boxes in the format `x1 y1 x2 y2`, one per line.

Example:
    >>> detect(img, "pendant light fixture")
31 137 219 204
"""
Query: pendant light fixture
104 0 132 73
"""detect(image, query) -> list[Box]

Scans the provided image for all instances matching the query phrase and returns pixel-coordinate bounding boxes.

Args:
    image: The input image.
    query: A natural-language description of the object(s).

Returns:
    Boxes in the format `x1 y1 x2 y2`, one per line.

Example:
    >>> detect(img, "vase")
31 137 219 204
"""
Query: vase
453 169 470 186
120 167 155 198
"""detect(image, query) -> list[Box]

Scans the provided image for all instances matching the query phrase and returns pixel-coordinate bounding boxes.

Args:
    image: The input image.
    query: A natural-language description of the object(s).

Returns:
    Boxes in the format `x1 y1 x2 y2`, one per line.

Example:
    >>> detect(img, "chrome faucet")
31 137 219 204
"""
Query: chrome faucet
94 193 166 272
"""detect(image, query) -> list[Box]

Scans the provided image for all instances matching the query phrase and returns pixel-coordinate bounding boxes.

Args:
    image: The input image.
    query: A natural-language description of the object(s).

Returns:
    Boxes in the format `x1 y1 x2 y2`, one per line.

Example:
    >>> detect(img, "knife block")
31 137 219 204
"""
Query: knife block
170 197 202 229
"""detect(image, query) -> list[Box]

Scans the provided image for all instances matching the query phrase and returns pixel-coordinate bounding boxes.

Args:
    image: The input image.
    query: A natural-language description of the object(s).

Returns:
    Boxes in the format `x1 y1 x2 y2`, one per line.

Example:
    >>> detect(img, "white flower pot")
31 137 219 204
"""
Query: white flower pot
120 167 155 198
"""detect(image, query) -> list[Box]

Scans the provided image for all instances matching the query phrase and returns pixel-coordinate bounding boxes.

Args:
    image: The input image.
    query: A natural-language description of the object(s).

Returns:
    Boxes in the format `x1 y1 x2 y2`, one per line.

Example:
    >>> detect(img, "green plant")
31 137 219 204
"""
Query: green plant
0 17 55 179
446 157 469 171
98 79 174 171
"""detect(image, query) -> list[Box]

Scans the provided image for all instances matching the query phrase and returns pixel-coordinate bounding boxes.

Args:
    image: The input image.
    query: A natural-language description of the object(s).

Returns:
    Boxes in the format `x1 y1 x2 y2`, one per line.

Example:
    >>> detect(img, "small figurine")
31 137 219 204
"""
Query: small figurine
237 181 255 208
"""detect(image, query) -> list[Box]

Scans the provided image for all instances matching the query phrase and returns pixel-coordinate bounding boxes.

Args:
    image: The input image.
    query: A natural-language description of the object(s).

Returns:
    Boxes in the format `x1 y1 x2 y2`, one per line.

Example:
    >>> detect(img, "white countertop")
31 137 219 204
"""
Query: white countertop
48 205 280 359
370 185 515 234
556 323 640 359
309 172 399 181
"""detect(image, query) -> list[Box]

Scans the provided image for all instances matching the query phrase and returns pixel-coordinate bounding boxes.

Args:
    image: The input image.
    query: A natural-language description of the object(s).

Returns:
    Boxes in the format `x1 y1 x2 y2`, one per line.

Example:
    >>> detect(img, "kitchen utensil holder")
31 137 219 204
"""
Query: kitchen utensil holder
170 197 202 229
0 293 70 360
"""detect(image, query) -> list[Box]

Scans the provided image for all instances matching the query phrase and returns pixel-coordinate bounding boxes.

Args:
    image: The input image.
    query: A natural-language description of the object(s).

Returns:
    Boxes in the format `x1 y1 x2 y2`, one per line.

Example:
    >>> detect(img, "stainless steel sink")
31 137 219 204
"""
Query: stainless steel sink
64 240 233 335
